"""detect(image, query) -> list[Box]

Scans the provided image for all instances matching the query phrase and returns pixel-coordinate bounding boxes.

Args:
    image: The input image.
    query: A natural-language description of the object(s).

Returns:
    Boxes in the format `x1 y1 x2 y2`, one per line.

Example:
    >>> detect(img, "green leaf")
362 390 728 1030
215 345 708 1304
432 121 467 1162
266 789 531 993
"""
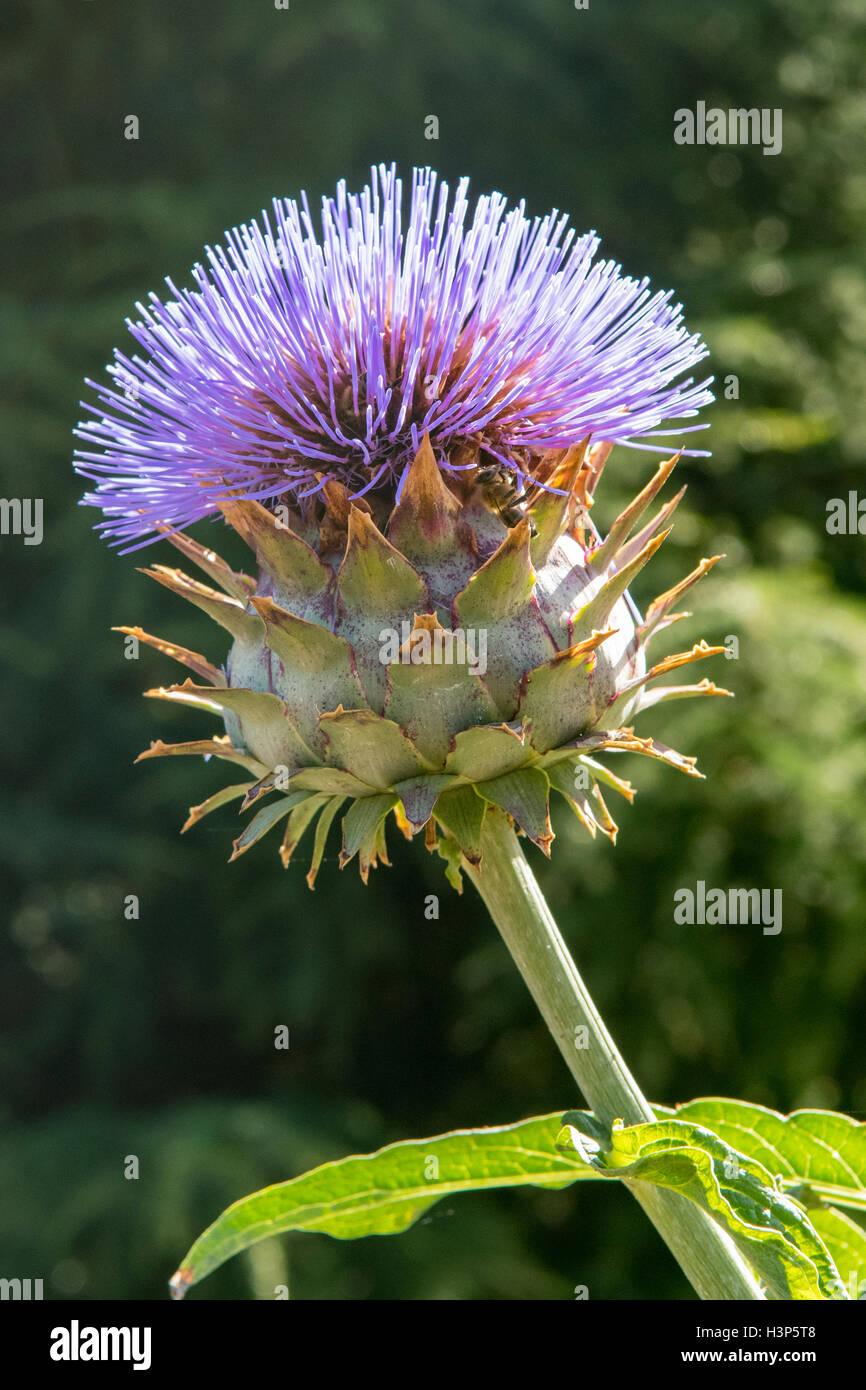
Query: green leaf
157 526 256 602
139 564 263 644
432 784 486 863
286 765 373 797
145 681 318 769
392 773 459 831
587 453 679 573
168 1097 866 1300
113 624 227 687
670 1097 866 1214
558 1112 847 1301
251 596 365 751
810 1209 866 1300
545 759 607 839
334 508 428 711
340 792 397 868
181 781 253 833
384 628 497 765
306 796 346 889
529 438 589 568
386 433 476 599
135 735 268 778
444 723 531 781
218 497 336 627
357 804 392 883
577 756 635 803
474 767 553 854
434 833 466 893
453 521 555 716
669 1096 866 1301
229 793 309 862
319 707 432 785
517 630 613 753
279 794 331 868
570 529 668 643
169 1112 598 1298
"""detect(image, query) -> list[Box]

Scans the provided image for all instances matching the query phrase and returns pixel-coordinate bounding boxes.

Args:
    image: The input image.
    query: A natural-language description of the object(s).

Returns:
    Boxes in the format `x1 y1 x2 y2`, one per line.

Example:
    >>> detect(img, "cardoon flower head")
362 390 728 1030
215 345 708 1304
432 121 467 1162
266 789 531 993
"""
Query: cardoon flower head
74 164 712 550
74 166 729 884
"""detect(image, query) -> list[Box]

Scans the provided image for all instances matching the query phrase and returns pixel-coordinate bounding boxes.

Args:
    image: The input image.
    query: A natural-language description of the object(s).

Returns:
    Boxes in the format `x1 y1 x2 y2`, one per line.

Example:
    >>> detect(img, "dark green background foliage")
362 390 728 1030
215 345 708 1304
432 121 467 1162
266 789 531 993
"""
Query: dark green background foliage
1 0 865 1300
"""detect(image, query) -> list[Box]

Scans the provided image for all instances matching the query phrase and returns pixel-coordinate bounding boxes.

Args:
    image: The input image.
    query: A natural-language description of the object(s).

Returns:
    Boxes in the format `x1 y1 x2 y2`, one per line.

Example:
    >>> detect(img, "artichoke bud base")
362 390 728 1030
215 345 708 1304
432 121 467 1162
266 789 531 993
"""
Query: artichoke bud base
132 437 730 887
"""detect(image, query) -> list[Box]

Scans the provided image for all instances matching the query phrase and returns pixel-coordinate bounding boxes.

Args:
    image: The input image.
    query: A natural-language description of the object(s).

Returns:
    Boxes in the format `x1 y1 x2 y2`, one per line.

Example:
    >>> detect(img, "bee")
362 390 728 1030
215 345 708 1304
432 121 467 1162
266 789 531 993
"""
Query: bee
475 463 542 536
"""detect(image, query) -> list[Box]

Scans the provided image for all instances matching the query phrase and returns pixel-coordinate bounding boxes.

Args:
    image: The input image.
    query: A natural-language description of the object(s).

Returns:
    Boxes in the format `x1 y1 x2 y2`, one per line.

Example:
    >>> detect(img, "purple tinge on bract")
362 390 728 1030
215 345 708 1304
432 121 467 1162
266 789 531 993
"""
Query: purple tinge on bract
73 164 713 550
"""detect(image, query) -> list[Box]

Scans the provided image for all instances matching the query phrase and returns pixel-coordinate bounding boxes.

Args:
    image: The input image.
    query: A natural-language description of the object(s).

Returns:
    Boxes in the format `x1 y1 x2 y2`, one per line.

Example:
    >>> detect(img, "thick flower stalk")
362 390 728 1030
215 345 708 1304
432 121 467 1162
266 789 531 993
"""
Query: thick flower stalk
73 167 761 1299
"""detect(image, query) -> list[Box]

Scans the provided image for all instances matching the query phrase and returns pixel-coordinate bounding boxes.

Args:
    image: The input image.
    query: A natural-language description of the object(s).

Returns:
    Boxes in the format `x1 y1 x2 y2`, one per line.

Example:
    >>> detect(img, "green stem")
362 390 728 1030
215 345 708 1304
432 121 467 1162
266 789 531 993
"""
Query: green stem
465 808 764 1301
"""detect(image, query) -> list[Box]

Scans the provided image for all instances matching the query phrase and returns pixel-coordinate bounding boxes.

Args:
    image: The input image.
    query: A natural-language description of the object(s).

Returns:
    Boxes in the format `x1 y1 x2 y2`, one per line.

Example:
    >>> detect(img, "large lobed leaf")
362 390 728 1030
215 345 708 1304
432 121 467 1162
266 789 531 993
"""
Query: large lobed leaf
669 1097 866 1300
169 1113 596 1298
557 1112 847 1301
671 1097 866 1213
170 1098 866 1299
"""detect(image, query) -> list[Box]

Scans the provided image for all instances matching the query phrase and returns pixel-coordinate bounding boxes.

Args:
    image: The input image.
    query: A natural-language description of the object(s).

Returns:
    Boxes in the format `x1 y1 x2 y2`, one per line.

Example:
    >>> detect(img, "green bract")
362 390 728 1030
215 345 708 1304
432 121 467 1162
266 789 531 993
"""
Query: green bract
127 437 730 885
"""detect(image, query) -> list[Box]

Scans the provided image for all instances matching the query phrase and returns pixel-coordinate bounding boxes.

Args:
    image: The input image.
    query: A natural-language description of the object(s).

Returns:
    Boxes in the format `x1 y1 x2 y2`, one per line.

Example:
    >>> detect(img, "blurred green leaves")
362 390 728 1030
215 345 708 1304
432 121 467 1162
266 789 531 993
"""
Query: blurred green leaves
1 0 865 1299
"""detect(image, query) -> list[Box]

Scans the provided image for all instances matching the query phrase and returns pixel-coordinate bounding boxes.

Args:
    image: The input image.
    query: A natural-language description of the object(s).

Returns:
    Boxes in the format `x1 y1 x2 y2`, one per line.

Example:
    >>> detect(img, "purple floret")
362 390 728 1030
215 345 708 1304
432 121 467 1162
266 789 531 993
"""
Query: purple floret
74 164 713 549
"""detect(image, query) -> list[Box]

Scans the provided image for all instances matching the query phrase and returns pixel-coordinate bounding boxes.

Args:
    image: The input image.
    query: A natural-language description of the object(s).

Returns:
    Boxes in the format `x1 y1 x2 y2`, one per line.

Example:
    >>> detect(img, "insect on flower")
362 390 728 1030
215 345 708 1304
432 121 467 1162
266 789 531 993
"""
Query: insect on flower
475 458 547 536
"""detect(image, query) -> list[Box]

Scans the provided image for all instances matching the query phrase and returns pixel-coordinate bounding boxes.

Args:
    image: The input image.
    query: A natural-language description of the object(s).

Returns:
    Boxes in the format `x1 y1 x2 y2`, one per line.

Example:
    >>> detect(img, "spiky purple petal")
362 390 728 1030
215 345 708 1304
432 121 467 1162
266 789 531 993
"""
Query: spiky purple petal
74 164 713 549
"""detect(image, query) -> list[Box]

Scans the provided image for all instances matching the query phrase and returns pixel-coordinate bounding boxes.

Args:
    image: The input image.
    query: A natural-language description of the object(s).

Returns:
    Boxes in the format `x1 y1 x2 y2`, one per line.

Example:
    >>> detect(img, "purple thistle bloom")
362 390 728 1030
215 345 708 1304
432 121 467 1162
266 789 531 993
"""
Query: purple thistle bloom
74 164 713 550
